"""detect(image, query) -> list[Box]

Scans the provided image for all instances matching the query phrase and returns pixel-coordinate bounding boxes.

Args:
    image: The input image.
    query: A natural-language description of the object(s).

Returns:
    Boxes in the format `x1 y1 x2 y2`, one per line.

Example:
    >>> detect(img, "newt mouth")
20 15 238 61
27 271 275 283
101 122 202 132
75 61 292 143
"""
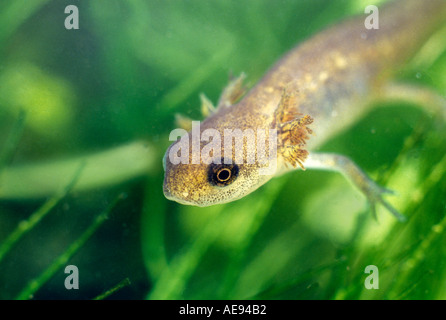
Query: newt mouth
163 184 197 206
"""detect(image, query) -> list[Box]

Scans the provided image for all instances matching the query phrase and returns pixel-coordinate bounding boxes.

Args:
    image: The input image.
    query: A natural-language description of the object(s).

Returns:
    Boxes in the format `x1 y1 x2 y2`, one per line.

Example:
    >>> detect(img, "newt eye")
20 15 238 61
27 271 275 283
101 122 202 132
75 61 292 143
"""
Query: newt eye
208 163 239 186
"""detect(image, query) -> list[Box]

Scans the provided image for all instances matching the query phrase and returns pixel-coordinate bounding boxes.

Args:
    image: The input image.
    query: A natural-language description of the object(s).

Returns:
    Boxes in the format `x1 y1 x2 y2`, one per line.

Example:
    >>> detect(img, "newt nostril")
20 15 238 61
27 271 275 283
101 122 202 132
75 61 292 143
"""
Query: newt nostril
163 184 173 199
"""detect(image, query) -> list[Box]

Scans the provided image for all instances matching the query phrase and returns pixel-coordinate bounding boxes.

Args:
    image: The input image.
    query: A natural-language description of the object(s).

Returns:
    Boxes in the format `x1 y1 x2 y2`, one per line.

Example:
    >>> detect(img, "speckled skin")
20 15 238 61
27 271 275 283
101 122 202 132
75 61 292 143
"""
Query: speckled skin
163 0 446 206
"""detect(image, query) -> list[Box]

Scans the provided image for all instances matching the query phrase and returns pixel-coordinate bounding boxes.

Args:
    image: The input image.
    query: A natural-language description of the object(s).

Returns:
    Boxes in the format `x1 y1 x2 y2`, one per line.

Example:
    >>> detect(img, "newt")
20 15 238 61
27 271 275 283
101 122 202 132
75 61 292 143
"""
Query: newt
163 0 446 221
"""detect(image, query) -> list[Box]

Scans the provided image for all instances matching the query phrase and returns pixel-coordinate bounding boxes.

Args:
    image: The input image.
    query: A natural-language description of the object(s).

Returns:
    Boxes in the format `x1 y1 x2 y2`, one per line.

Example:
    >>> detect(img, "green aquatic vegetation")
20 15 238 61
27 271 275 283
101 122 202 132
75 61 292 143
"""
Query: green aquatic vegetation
15 193 123 300
0 0 445 300
0 110 26 173
93 278 131 300
0 158 125 299
0 118 126 298
0 162 83 264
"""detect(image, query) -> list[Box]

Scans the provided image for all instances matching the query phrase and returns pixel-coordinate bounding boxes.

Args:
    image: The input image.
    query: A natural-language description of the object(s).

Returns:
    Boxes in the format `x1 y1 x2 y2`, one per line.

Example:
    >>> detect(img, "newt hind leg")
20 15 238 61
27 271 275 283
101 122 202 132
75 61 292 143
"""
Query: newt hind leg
304 152 407 222
377 82 446 120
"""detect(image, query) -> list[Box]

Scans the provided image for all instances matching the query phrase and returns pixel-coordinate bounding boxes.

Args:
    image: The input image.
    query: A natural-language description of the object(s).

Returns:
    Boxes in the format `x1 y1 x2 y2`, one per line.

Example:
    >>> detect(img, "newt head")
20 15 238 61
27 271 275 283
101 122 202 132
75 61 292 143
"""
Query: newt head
162 111 312 206
162 126 277 207
163 71 314 207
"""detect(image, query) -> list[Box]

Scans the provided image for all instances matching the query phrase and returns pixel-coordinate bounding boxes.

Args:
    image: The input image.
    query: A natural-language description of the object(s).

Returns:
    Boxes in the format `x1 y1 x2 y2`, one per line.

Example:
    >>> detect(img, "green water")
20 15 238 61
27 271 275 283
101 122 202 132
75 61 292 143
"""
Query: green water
0 0 445 300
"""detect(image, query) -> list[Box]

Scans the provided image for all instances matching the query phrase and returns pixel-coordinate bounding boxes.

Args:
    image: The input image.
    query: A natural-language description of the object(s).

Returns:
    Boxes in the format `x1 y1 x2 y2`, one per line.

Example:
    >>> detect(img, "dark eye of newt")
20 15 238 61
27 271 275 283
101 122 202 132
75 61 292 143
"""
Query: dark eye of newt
208 163 239 187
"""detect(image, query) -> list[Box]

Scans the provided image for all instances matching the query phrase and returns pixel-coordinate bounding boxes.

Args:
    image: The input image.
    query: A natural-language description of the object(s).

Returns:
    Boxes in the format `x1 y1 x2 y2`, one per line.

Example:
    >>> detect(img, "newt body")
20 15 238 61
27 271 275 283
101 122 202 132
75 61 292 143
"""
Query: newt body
163 0 446 217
